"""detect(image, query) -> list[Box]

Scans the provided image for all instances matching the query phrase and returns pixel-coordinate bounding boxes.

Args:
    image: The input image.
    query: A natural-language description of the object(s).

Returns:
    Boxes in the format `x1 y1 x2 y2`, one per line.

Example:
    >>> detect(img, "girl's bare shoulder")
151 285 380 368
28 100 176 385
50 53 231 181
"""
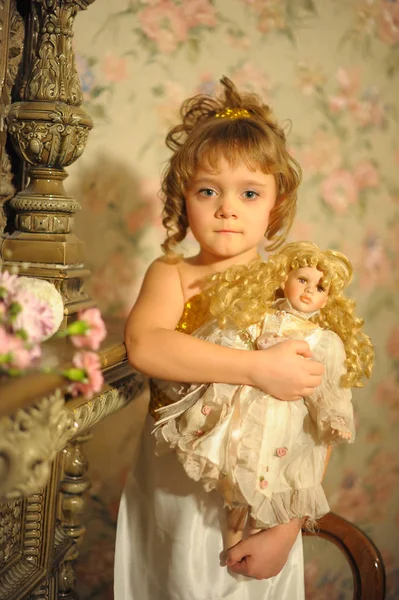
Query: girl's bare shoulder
145 255 212 301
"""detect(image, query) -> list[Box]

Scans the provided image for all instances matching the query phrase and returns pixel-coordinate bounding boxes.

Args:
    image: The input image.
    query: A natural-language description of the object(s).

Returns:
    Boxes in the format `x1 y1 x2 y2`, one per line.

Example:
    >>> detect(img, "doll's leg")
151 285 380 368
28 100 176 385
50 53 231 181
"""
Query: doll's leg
223 506 248 550
247 515 262 537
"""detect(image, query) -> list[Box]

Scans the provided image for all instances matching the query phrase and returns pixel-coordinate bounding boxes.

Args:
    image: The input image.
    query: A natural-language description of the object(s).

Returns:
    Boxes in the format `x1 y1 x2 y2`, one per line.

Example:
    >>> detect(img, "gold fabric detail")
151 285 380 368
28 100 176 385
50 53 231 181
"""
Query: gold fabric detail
149 293 209 420
215 107 251 120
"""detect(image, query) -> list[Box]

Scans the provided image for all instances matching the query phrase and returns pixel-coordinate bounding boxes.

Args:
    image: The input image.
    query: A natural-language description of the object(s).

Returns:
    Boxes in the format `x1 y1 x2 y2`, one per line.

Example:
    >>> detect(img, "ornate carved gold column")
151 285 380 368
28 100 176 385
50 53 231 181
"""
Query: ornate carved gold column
2 0 96 318
58 432 91 600
0 0 24 233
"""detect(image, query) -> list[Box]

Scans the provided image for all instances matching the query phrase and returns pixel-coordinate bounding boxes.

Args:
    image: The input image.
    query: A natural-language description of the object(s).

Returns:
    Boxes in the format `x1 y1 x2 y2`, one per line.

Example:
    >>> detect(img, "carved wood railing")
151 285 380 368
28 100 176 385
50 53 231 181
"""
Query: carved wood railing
0 321 144 599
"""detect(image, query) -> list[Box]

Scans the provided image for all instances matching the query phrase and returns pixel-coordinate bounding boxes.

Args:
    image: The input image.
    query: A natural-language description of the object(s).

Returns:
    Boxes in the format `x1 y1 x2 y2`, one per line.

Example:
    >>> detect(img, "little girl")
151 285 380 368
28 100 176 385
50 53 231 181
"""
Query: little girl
114 77 325 600
152 242 374 550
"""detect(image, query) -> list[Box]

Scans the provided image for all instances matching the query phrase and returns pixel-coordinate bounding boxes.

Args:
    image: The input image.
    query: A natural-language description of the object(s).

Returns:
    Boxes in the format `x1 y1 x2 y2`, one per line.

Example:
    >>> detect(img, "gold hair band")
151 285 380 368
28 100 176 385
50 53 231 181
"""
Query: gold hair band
215 108 251 120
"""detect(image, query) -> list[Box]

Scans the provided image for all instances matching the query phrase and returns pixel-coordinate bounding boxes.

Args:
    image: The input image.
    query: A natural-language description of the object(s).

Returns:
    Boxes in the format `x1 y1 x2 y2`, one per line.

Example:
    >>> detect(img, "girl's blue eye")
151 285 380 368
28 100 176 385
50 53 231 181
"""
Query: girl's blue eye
243 190 259 200
298 278 306 284
199 188 215 197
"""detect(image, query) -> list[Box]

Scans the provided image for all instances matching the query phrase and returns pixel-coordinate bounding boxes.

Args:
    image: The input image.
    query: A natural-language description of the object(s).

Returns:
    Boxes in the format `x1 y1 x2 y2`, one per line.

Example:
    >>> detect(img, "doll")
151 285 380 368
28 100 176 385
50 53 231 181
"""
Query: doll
153 241 374 550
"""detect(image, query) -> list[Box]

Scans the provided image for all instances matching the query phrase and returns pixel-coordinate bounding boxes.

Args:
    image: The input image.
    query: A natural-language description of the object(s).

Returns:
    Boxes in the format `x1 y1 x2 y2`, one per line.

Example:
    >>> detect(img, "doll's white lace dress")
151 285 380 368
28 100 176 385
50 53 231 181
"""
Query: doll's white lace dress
153 299 355 528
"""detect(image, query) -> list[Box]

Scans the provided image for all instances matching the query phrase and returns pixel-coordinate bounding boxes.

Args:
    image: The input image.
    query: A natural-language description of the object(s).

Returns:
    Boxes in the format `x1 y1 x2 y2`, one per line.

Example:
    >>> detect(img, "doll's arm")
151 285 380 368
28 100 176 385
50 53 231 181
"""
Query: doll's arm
306 331 355 443
226 518 303 579
125 259 324 400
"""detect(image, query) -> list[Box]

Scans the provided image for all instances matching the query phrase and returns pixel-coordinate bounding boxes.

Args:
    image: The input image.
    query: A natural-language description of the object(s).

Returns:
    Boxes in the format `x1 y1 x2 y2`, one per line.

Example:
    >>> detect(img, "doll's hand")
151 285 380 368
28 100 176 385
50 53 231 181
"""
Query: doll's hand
256 333 281 350
226 519 302 579
251 340 324 401
332 428 352 441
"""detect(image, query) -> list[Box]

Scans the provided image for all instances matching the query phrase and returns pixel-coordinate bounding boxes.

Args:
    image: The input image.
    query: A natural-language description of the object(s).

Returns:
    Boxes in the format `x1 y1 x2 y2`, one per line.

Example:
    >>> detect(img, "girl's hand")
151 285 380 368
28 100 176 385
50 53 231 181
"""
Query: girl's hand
226 519 302 580
250 340 324 401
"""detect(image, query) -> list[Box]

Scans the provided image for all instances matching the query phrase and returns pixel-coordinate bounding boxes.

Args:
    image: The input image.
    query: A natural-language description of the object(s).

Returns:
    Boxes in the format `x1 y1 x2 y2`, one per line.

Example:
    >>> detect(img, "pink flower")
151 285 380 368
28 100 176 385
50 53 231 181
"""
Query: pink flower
69 307 107 351
301 130 342 175
335 67 360 96
276 447 288 457
328 95 349 113
68 351 104 399
12 290 54 343
230 63 272 100
354 160 379 189
259 478 268 489
378 2 399 45
359 232 390 289
296 61 326 96
138 1 188 54
125 204 152 235
0 270 18 300
351 93 386 127
181 0 218 28
0 326 35 371
321 170 358 213
103 53 128 83
257 3 286 33
327 67 360 114
156 80 187 130
201 404 211 416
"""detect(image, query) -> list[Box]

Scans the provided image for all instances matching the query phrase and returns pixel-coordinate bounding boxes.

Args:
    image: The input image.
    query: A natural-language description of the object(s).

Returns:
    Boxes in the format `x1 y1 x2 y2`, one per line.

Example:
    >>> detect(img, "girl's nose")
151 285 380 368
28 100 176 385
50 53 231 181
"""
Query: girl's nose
215 197 237 218
305 283 315 293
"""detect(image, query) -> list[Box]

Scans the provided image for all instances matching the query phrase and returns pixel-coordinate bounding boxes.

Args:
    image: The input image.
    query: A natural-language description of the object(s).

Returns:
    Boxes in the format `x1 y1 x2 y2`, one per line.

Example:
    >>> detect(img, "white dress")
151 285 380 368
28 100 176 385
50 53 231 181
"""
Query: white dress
153 299 354 529
114 298 314 599
114 417 305 600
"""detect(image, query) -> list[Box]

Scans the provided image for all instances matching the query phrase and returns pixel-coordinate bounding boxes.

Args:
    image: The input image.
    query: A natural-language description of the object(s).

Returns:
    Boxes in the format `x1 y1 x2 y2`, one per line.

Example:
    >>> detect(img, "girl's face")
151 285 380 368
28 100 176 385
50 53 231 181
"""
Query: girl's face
281 266 329 313
184 157 277 266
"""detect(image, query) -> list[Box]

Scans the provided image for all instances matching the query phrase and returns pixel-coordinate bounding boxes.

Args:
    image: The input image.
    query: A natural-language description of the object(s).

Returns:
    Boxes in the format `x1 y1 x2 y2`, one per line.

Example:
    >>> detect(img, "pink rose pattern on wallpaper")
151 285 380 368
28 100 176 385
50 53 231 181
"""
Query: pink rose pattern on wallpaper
72 1 399 599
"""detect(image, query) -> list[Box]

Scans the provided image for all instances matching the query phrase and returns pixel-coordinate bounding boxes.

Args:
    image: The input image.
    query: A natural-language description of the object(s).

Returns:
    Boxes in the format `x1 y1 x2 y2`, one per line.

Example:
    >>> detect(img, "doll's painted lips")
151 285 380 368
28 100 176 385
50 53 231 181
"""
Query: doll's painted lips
300 295 311 303
215 230 241 234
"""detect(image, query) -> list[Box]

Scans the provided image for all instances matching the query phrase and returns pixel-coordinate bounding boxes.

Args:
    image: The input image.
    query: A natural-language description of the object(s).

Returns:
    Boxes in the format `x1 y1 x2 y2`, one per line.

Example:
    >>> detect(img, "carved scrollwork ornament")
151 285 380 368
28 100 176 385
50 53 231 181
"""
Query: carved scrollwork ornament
72 375 145 433
7 103 92 168
0 391 78 500
23 0 97 105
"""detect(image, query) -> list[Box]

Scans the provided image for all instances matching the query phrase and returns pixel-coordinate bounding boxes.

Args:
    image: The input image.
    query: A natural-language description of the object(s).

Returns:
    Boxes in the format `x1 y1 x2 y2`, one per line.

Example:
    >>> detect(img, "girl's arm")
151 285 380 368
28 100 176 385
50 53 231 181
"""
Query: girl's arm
125 259 325 400
226 518 303 579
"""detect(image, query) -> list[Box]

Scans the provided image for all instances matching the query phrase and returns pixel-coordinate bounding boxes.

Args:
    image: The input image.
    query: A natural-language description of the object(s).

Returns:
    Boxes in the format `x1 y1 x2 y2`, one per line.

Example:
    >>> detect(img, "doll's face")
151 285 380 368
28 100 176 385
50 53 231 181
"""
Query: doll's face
281 266 329 313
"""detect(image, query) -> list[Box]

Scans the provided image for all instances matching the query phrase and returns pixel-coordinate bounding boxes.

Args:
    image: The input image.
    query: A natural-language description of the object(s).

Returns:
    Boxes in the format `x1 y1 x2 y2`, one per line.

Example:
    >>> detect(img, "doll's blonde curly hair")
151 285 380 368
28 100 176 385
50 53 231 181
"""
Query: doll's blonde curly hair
161 76 301 254
206 242 374 388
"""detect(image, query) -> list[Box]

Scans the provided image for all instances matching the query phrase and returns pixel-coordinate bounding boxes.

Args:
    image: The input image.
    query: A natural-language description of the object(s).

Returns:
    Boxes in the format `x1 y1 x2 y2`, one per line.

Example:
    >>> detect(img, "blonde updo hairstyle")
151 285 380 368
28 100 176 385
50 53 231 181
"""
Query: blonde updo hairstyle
207 242 374 388
161 76 302 255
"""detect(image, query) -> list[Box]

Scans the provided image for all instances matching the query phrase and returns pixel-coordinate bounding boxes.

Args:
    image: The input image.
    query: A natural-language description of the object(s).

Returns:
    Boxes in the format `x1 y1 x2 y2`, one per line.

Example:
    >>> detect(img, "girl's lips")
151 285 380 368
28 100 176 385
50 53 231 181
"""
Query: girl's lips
300 295 311 304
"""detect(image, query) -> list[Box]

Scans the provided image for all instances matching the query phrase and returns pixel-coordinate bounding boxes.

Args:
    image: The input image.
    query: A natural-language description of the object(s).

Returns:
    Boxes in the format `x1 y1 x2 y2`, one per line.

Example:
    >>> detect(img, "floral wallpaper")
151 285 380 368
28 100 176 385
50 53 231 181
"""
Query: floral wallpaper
68 0 399 598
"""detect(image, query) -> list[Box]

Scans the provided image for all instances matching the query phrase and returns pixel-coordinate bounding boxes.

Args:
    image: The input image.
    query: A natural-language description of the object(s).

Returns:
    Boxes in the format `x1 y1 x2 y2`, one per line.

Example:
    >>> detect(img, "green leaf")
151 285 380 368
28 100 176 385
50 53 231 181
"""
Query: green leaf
67 320 89 336
14 329 28 341
8 301 22 318
62 368 87 382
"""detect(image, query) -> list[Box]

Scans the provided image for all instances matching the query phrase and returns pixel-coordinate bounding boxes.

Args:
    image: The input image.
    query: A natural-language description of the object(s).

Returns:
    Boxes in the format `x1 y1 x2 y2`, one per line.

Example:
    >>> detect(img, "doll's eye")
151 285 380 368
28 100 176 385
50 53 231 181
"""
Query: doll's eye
317 285 325 293
298 277 306 284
